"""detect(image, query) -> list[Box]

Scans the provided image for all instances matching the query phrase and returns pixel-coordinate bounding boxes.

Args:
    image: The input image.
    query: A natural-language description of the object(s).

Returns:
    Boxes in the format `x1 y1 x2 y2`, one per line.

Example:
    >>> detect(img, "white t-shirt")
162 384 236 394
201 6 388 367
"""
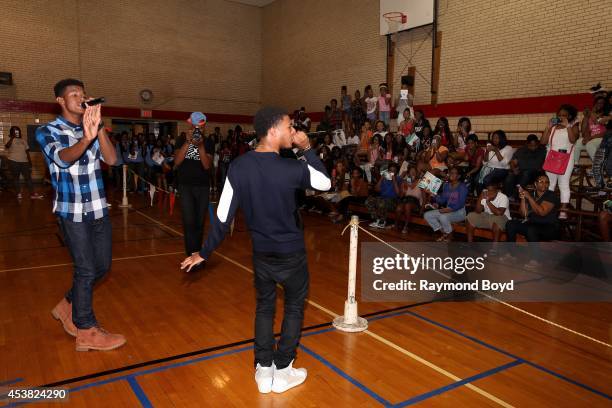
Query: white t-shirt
365 97 378 114
481 191 511 219
485 145 514 169
7 137 29 162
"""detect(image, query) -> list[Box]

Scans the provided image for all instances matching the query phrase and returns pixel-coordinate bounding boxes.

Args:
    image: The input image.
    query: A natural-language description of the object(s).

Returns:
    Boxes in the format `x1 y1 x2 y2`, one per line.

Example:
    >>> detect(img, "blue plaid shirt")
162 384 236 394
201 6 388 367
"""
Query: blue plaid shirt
36 116 108 222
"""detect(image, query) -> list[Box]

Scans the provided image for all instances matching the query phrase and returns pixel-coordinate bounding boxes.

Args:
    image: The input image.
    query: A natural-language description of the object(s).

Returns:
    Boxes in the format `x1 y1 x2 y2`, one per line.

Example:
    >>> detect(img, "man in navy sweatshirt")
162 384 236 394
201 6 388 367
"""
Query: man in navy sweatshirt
180 107 331 394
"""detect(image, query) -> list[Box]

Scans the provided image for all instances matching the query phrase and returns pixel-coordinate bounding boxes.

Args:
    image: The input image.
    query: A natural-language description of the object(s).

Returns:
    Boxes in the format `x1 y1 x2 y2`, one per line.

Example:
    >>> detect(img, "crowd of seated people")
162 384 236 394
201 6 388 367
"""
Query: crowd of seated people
102 124 258 196
295 83 612 242
91 83 611 242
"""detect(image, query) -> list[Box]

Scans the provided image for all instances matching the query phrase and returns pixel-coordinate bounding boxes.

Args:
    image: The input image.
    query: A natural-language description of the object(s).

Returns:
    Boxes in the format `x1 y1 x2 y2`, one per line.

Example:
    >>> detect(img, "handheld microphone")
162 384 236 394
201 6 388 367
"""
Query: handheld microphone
81 97 105 109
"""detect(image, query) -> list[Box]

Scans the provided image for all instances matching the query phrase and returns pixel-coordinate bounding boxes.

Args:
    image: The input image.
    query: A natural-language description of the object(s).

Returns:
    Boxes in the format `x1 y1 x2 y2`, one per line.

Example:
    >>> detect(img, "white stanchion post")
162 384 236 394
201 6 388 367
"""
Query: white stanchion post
333 215 368 332
119 164 130 208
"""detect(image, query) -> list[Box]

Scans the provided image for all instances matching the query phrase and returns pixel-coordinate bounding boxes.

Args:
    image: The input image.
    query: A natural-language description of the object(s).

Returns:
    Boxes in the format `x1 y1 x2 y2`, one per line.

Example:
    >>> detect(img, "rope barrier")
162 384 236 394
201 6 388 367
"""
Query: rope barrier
343 219 612 349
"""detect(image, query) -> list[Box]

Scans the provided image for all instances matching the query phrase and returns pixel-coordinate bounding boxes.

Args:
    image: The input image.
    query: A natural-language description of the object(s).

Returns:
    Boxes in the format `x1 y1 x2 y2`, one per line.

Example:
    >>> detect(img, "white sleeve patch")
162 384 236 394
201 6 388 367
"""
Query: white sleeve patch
217 179 234 222
308 164 331 191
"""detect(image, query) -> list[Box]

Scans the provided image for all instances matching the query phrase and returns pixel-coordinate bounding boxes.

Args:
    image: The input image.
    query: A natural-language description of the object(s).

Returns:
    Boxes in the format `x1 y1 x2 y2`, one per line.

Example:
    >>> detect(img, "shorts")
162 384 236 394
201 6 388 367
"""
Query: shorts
466 212 509 231
399 196 421 209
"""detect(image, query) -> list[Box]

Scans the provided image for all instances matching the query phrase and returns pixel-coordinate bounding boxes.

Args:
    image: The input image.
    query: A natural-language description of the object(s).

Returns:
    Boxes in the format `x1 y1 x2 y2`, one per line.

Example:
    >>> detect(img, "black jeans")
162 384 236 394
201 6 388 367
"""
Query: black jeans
253 250 309 369
8 160 33 193
505 220 558 242
58 216 112 329
503 170 539 198
178 184 210 255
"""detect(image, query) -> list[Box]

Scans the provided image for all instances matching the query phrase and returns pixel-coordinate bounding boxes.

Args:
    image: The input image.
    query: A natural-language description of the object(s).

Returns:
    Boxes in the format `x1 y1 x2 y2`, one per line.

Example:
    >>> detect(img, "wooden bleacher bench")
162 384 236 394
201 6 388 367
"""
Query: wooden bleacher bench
346 202 524 242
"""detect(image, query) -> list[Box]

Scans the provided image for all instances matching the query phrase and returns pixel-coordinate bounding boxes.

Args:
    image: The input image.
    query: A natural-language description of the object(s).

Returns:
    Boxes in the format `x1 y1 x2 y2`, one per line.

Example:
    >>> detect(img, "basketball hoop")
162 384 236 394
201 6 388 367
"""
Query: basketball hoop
383 11 407 35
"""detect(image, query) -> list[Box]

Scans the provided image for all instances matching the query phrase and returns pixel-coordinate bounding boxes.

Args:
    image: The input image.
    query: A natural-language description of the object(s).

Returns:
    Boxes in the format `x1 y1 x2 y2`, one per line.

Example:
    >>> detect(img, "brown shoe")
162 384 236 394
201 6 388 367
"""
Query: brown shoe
76 327 126 352
51 298 77 337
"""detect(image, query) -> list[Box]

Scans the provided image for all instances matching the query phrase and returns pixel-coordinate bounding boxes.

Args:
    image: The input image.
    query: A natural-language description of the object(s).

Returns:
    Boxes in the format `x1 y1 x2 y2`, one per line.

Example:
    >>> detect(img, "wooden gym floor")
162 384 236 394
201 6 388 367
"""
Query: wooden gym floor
0 189 610 407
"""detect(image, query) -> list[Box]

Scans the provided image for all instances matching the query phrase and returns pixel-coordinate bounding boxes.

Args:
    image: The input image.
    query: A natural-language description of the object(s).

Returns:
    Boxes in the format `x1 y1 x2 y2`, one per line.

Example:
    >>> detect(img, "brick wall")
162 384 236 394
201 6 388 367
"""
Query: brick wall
0 0 262 114
262 0 612 134
2 0 611 163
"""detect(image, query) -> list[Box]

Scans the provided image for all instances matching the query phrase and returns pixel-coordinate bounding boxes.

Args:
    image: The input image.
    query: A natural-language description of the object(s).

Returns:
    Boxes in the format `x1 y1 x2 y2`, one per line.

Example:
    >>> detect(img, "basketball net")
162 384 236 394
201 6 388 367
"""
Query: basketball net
386 19 401 35
384 12 406 37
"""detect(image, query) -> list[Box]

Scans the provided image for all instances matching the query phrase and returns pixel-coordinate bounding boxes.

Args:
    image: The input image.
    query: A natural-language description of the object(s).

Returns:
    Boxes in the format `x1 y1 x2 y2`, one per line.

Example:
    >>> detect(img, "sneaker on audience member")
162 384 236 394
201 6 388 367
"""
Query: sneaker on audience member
369 219 380 228
255 363 274 394
401 225 409 234
271 360 307 393
379 220 387 228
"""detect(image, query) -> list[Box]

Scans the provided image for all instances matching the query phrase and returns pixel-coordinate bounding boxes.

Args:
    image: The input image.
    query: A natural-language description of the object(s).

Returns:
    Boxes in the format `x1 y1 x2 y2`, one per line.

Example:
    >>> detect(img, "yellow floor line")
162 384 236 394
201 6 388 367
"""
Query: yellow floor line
133 209 514 407
0 251 184 273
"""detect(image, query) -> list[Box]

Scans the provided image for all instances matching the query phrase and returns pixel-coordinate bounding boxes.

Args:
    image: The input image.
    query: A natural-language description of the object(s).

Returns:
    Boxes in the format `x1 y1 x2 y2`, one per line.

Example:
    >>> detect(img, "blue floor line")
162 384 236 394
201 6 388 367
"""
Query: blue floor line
7 302 609 407
299 344 393 406
127 376 153 408
398 310 612 401
69 327 337 393
393 360 523 407
0 378 23 387
70 344 254 393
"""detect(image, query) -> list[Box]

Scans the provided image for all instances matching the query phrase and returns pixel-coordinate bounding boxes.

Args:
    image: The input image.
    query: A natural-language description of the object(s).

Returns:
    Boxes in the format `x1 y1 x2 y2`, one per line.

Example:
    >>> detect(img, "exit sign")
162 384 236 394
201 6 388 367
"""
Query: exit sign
141 109 152 118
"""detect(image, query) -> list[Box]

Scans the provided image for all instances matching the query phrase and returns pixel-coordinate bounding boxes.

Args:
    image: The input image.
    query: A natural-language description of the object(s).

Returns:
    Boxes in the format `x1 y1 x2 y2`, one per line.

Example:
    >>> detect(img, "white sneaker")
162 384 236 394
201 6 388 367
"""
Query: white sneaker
369 219 380 228
255 363 274 394
271 360 307 393
378 220 386 228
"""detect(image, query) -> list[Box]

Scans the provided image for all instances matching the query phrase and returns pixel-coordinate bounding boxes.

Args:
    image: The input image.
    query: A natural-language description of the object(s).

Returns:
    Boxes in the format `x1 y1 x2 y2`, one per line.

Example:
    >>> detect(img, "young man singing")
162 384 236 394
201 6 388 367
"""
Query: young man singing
37 79 125 351
180 107 331 394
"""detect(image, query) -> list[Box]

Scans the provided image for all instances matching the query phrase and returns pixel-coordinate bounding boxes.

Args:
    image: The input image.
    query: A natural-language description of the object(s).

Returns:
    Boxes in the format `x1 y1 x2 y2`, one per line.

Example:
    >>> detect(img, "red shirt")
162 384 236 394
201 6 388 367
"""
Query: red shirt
465 147 485 167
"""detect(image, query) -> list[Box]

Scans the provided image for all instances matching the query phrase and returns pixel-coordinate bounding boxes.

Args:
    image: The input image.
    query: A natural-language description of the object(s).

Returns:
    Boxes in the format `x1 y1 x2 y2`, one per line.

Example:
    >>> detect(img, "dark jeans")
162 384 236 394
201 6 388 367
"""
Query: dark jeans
57 216 112 329
178 184 210 255
8 160 33 193
253 250 309 369
505 220 558 242
503 170 539 198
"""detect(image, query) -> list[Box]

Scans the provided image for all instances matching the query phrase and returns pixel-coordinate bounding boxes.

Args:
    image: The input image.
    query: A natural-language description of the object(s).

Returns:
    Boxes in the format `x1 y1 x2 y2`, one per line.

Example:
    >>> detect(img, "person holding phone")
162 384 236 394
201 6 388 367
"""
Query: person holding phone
174 112 214 260
5 126 43 200
505 175 560 242
427 135 449 176
477 130 514 195
466 182 511 242
540 105 579 219
575 96 608 163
